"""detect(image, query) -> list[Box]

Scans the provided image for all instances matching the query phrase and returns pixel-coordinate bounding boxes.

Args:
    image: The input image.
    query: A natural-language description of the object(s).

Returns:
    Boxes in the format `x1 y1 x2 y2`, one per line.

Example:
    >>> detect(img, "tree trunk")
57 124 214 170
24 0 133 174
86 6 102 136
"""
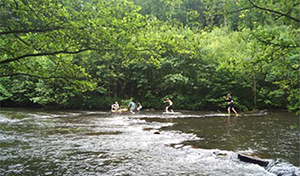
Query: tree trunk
253 73 257 109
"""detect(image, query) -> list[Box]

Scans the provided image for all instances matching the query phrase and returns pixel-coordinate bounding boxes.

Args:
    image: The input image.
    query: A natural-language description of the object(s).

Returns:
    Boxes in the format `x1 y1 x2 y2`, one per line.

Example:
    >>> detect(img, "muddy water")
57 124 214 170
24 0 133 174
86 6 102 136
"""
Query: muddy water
0 108 299 176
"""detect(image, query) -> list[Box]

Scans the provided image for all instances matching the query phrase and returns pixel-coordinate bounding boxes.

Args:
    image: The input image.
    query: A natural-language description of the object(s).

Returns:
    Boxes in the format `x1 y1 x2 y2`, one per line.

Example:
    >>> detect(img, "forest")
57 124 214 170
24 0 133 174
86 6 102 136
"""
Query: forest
0 0 299 112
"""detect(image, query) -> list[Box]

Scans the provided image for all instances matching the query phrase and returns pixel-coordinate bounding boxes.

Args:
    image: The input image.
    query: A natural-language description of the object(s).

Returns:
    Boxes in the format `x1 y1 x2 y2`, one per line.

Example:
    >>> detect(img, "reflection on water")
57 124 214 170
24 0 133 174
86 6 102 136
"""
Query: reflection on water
0 108 299 176
154 112 299 167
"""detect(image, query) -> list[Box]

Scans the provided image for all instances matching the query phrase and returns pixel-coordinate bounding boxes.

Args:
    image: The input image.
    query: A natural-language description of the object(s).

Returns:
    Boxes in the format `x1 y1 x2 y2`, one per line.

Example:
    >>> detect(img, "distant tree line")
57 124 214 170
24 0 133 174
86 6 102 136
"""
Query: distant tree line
0 0 298 112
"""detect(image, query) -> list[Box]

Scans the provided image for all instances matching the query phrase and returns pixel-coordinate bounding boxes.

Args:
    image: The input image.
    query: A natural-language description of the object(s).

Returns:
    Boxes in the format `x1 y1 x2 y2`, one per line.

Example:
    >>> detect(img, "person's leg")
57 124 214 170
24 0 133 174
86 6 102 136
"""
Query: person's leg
165 106 169 112
227 107 231 117
232 107 238 116
170 105 174 112
130 107 135 114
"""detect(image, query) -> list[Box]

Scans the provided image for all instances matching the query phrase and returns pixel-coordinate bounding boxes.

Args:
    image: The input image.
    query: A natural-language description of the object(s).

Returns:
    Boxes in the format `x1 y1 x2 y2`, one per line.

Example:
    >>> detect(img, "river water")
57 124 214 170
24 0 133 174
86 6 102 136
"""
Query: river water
0 108 299 176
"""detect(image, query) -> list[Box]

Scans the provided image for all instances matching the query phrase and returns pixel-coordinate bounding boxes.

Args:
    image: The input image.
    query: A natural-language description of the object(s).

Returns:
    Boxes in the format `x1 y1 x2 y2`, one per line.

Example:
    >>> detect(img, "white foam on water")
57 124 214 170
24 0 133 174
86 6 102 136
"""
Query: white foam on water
59 114 276 175
0 114 19 123
267 160 300 176
0 110 297 176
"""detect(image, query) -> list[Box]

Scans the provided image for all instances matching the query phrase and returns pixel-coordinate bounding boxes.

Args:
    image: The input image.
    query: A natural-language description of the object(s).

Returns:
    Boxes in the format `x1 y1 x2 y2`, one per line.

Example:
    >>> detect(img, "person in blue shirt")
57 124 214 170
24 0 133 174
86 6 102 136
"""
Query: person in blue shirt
224 93 238 117
128 100 136 114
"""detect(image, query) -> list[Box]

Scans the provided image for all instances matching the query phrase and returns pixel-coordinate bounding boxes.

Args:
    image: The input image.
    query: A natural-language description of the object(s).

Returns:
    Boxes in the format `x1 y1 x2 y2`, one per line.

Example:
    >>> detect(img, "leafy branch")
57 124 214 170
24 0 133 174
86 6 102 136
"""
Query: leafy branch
0 72 91 80
0 26 64 35
0 48 93 65
247 0 300 22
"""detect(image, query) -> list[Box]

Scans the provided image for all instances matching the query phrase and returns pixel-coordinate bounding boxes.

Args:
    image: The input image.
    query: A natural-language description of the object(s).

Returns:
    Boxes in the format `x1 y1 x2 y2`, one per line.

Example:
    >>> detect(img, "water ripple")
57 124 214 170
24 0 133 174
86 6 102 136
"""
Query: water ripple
0 109 298 176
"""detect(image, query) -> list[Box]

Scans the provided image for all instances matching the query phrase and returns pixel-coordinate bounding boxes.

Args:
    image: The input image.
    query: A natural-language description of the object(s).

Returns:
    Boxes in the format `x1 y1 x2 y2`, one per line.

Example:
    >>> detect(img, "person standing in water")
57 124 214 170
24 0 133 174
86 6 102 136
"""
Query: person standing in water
164 98 174 113
224 93 238 117
128 100 136 114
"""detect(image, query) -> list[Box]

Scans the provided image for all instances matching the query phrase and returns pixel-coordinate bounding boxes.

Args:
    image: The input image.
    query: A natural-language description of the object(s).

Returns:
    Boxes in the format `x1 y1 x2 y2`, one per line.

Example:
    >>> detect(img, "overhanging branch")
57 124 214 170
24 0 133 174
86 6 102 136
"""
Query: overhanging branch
0 48 93 65
247 0 300 22
0 26 64 35
0 72 90 80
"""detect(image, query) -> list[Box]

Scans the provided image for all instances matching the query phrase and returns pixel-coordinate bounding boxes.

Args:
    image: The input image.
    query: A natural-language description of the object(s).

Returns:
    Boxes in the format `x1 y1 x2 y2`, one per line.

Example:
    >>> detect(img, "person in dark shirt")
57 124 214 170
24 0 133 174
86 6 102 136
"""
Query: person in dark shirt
224 93 238 117
137 102 142 112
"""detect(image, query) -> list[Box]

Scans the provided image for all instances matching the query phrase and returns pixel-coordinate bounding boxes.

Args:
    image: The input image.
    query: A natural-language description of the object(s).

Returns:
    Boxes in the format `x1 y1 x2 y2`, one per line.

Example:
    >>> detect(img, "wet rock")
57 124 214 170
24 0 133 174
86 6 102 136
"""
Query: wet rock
218 153 228 156
154 131 161 134
213 151 228 157
143 127 153 131
238 154 269 167
259 109 268 115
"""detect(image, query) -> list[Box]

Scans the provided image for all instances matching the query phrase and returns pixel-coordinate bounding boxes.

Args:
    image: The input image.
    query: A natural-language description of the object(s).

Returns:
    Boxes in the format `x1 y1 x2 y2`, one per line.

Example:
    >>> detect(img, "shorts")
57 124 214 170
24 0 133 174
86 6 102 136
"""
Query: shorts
227 103 233 109
167 105 173 111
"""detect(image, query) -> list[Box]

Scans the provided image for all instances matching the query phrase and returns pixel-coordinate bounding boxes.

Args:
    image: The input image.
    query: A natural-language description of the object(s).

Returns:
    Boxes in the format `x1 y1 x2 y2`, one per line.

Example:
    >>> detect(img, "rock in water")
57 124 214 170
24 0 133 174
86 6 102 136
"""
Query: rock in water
238 154 269 167
154 131 160 134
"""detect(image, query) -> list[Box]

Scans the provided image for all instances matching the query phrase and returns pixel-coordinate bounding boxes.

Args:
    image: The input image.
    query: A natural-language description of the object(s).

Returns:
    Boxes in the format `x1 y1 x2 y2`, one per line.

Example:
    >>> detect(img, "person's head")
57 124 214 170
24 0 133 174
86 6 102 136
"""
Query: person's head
166 98 170 101
115 101 118 104
227 93 231 97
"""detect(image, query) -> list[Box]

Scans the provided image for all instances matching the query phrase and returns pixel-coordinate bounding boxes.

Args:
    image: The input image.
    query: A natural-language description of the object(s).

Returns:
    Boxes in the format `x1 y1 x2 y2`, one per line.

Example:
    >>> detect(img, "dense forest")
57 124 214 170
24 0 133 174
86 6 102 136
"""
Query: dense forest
0 0 299 112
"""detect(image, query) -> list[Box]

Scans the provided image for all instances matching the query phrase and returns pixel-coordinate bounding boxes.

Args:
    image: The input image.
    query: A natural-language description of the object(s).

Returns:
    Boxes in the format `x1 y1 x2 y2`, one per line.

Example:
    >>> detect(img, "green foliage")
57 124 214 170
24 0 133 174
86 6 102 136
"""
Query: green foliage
0 78 13 101
0 0 298 113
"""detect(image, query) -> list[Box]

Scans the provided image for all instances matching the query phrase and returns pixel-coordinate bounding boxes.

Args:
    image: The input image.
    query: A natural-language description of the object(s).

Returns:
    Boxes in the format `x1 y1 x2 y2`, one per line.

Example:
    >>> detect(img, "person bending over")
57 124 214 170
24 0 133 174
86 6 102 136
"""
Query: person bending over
164 98 174 113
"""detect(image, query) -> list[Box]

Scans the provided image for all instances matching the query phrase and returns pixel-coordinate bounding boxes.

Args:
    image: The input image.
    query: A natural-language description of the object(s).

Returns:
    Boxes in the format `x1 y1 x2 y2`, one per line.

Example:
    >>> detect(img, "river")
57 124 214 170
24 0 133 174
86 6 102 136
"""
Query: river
0 108 299 176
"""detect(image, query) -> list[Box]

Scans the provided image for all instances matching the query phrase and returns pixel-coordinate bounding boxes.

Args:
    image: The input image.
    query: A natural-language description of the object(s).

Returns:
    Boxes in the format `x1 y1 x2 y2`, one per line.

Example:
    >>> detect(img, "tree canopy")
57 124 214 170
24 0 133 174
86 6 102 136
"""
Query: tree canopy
0 0 299 113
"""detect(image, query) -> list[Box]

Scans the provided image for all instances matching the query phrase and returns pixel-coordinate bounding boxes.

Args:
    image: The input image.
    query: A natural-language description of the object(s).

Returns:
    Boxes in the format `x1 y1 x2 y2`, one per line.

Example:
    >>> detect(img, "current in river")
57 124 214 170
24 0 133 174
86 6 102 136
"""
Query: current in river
0 108 299 176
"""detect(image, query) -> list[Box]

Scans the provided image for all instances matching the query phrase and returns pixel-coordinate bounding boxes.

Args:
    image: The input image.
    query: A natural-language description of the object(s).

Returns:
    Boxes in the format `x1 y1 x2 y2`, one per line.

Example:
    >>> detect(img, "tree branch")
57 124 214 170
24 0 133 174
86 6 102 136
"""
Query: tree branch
247 0 300 22
0 48 14 56
9 26 43 51
0 72 90 80
0 26 64 35
0 48 93 65
20 0 43 23
287 2 300 14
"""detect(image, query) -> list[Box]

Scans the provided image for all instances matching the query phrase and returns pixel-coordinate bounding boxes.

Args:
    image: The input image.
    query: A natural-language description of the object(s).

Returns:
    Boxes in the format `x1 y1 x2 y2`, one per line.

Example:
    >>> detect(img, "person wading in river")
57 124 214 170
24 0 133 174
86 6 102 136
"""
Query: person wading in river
128 100 136 114
164 98 174 113
224 93 238 117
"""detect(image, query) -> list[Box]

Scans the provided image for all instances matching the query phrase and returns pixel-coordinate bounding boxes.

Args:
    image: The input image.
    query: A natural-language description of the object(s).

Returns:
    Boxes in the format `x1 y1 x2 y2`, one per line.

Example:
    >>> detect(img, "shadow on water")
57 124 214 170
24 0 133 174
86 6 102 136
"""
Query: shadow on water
0 108 299 176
